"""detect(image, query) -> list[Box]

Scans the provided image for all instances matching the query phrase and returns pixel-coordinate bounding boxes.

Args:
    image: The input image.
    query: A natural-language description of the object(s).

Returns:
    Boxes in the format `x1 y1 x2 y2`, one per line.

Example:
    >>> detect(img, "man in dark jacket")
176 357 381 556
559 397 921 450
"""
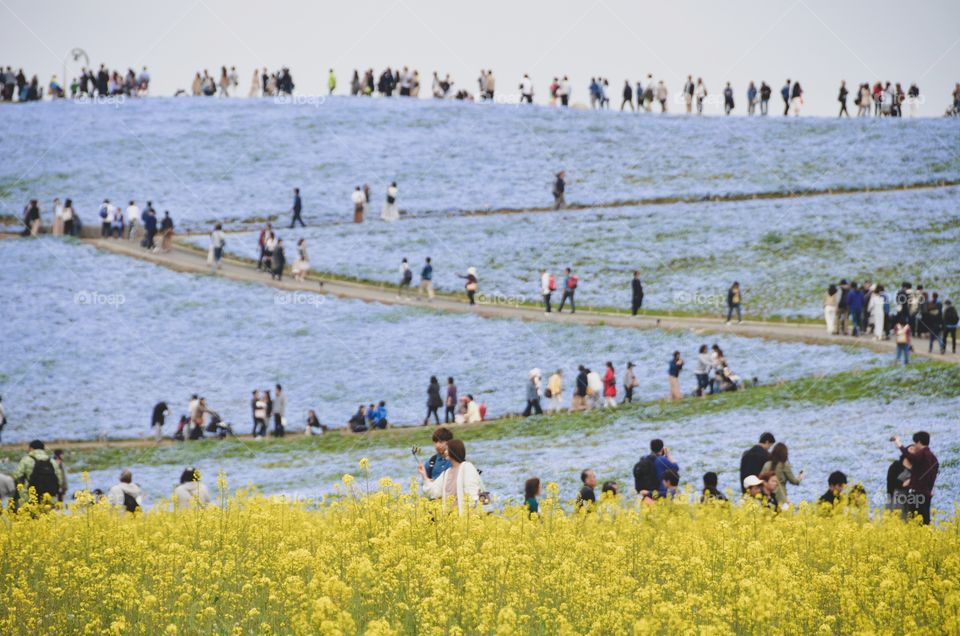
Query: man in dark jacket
631 271 644 315
942 299 958 354
290 187 304 228
893 432 939 524
739 432 775 493
553 171 565 210
573 365 589 411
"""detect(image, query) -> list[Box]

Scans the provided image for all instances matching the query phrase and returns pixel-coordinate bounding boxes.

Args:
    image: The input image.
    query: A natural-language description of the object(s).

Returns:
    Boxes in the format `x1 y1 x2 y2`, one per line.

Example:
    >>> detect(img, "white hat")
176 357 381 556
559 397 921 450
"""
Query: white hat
742 475 763 489
467 267 477 276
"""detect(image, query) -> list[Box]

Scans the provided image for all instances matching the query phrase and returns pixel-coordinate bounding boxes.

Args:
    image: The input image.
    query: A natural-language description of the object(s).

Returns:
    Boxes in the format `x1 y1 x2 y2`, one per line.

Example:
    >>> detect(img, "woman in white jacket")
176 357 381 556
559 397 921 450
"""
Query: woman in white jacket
172 467 212 509
417 439 484 515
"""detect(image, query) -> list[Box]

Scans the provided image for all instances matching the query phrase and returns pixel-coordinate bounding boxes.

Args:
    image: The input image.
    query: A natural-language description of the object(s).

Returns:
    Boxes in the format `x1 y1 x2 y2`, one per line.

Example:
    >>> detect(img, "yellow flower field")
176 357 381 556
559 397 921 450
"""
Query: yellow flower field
1 480 958 635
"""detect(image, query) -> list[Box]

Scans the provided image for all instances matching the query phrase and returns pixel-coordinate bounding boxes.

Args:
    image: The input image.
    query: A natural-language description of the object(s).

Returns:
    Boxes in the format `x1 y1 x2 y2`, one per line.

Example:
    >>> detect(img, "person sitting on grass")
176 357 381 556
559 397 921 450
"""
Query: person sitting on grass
304 410 328 436
348 406 368 433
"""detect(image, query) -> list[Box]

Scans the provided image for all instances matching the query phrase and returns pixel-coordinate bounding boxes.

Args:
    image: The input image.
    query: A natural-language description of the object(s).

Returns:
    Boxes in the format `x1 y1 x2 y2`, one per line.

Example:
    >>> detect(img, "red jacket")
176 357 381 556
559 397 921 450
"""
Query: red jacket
603 369 617 397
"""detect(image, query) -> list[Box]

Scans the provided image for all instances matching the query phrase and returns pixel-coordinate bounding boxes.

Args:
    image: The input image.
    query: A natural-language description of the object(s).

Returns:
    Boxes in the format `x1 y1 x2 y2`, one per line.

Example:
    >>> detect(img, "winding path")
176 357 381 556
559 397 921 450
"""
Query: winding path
88 238 957 360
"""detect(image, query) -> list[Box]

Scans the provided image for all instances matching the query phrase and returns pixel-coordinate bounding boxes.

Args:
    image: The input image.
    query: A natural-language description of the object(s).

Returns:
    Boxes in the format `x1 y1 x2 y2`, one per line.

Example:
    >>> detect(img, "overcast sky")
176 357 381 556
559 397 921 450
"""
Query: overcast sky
2 0 958 116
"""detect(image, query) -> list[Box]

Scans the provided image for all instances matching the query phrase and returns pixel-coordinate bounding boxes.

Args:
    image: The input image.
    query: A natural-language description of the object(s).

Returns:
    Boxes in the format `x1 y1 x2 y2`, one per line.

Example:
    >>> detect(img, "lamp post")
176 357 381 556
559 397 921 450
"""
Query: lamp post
62 48 89 97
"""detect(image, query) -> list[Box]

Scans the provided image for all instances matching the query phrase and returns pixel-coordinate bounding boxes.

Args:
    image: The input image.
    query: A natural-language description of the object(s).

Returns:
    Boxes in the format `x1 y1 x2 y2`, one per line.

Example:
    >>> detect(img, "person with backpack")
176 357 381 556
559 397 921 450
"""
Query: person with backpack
634 439 679 499
425 427 453 480
558 267 577 313
540 269 555 313
107 469 143 512
13 440 65 506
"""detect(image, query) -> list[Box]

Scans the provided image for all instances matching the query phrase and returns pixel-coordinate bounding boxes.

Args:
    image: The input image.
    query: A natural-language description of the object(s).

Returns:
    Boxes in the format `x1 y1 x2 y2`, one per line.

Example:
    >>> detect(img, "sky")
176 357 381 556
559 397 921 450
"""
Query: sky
1 0 958 117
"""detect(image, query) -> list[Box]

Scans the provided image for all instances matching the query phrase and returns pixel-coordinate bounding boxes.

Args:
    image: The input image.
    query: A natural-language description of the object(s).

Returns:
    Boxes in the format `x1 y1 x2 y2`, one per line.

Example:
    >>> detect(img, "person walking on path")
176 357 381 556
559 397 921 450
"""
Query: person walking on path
667 351 683 401
726 282 742 324
541 269 555 313
381 182 400 222
892 432 938 524
621 80 634 111
602 362 617 408
424 376 443 425
781 79 791 115
398 257 413 297
151 401 169 441
631 271 644 315
558 268 577 313
271 238 286 281
290 188 305 228
694 344 711 397
823 284 840 334
272 384 286 437
894 318 912 365
458 267 479 305
327 69 336 95
759 81 771 115
546 369 563 412
572 366 588 411
209 223 226 272
740 432 775 493
924 293 944 353
622 362 639 403
291 239 310 281
838 81 849 117
351 186 365 223
252 391 267 437
760 442 804 508
418 257 435 301
523 368 543 416
444 377 457 423
125 200 140 241
552 172 566 210
942 300 958 354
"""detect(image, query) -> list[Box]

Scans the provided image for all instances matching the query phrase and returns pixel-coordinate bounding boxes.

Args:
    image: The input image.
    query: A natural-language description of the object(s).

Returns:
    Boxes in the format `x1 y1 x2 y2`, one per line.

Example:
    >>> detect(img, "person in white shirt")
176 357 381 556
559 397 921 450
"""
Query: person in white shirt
107 469 143 511
586 369 603 408
209 223 226 271
172 467 212 509
417 439 486 514
381 182 399 221
540 269 553 313
351 186 365 223
520 74 533 103
126 200 140 241
51 197 64 236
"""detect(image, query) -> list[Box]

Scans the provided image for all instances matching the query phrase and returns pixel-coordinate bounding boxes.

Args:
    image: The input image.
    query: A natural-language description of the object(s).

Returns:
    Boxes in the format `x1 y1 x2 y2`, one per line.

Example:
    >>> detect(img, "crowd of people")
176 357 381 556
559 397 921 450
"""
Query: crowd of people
8 60 960 115
413 427 940 524
0 410 942 525
822 279 958 363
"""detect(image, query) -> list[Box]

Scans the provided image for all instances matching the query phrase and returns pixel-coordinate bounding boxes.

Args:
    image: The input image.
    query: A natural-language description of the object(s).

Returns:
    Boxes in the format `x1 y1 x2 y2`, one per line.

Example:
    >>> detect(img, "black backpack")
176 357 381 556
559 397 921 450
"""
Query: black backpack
29 458 60 499
122 492 139 513
633 454 658 494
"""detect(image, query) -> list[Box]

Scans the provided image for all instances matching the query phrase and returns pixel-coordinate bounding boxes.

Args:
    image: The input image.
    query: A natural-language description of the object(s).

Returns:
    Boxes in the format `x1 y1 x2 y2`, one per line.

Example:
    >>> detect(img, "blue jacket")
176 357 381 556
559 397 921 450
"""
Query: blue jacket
293 195 302 213
421 264 433 281
654 455 680 497
847 290 864 313
425 453 451 480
